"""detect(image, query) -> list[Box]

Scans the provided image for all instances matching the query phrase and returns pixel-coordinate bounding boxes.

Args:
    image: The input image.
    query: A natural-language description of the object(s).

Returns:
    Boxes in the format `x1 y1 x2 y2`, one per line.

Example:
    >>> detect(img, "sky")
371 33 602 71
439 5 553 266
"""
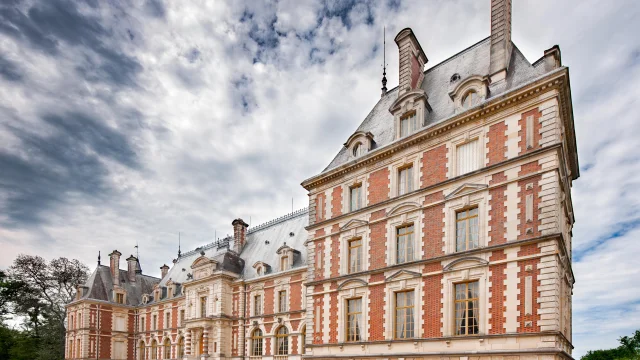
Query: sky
0 0 638 357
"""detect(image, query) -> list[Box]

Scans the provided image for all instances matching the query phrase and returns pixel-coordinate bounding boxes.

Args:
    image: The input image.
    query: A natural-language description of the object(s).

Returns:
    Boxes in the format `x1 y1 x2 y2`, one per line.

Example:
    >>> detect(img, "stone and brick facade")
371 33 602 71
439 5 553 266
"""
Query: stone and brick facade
66 1 577 359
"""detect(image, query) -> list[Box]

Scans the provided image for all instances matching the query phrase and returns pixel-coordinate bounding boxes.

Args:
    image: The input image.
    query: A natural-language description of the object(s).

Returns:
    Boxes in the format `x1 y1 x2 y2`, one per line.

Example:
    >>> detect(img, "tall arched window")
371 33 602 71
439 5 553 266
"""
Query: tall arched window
163 338 171 359
177 337 184 358
151 340 157 360
276 326 289 355
138 341 145 360
251 329 263 356
461 90 480 109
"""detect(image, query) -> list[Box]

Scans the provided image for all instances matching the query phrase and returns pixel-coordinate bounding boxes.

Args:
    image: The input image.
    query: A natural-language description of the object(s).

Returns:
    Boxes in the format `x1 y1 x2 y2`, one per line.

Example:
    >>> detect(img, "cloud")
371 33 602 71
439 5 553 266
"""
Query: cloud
0 1 638 358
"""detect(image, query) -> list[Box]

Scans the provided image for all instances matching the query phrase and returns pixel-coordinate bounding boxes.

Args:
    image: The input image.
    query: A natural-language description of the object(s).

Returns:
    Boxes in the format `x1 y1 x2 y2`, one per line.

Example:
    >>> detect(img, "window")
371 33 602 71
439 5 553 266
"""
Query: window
138 341 145 360
394 291 415 339
281 256 289 271
398 166 413 196
254 295 262 316
116 293 124 304
200 297 207 318
400 111 419 137
346 298 362 342
140 317 145 332
177 337 184 358
455 282 479 335
456 207 479 252
70 315 74 330
151 340 157 359
456 140 479 175
276 326 289 355
257 266 263 276
165 312 170 329
348 238 362 273
461 90 480 109
279 290 287 312
396 225 415 264
353 142 366 157
163 338 171 359
251 329 263 356
77 341 81 358
153 315 157 330
350 184 363 212
180 310 185 325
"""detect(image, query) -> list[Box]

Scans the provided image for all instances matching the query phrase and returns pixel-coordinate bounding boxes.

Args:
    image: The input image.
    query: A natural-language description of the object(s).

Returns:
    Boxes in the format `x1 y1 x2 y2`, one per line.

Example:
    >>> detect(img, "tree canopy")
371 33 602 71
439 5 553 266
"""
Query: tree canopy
582 330 640 360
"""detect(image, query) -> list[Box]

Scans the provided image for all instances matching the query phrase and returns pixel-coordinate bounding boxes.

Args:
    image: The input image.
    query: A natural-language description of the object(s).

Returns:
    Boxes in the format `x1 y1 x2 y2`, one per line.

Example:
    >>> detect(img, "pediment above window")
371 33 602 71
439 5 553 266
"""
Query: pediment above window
389 89 431 115
445 183 488 200
344 131 374 158
190 256 218 270
340 219 369 231
337 278 368 290
443 257 488 272
387 201 421 217
386 269 422 282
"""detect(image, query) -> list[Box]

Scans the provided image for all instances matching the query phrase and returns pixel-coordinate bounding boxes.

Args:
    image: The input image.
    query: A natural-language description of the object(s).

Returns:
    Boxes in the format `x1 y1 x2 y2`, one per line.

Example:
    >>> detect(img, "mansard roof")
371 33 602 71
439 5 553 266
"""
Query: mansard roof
321 38 554 173
78 265 160 306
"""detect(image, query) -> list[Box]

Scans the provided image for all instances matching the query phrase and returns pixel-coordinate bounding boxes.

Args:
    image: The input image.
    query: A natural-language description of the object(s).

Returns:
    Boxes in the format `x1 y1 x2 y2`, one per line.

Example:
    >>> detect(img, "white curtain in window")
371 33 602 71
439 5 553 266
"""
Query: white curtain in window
457 140 479 175
398 167 413 195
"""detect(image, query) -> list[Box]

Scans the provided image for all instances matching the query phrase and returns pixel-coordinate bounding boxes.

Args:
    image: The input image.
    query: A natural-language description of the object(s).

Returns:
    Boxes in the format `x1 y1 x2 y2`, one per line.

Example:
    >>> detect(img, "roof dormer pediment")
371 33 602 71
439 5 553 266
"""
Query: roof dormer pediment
190 255 218 270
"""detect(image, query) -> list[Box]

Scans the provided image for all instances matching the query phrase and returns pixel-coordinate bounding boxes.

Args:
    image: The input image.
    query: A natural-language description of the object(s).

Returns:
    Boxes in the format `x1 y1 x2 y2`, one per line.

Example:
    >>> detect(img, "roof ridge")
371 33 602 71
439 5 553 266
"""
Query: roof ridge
247 207 309 234
179 236 232 259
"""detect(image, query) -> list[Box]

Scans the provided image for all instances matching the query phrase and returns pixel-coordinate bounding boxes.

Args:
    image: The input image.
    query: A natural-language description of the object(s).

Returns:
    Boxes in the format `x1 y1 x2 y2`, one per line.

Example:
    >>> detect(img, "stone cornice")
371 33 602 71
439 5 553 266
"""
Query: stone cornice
301 68 576 190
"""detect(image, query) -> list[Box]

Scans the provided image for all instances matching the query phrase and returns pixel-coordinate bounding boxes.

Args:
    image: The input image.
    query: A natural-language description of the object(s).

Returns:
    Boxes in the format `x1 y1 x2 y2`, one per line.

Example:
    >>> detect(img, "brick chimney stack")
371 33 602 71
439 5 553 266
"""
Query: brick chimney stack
394 28 428 97
160 264 169 279
109 250 122 286
126 255 137 282
232 218 249 254
489 0 512 83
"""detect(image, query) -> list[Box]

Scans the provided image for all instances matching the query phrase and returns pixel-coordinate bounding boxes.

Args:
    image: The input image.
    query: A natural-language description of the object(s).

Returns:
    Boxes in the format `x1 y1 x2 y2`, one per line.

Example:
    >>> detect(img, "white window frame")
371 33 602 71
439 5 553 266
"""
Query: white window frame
449 129 484 178
337 284 369 342
386 209 423 266
442 263 488 337
390 156 419 198
445 192 487 255
339 226 369 275
384 274 423 339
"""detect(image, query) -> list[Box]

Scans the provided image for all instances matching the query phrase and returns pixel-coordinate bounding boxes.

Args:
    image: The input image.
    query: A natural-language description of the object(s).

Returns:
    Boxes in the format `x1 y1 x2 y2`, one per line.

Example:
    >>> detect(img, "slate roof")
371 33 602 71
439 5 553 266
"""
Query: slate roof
75 209 309 306
323 37 553 172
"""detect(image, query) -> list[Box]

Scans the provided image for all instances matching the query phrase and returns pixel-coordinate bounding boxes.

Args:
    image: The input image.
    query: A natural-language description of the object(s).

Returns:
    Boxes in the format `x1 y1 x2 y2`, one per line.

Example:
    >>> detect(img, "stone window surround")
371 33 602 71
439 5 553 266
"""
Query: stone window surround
444 189 487 255
450 76 488 112
390 155 420 199
337 283 369 343
441 263 488 337
113 288 127 304
386 208 423 266
449 128 485 178
394 97 426 140
250 286 265 317
339 226 369 276
384 272 423 339
273 282 291 314
342 174 368 214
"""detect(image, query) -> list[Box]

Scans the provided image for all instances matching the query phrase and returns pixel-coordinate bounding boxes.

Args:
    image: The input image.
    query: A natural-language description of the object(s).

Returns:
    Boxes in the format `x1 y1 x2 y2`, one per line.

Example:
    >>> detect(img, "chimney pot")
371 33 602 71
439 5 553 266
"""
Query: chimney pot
489 0 513 82
394 28 428 97
108 250 122 286
232 218 249 253
126 255 137 282
160 264 170 279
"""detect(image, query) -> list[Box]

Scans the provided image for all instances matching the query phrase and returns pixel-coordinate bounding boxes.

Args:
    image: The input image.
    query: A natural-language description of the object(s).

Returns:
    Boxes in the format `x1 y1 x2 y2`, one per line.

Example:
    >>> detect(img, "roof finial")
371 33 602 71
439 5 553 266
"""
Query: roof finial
381 26 388 96
178 232 182 258
98 251 101 266
135 241 139 260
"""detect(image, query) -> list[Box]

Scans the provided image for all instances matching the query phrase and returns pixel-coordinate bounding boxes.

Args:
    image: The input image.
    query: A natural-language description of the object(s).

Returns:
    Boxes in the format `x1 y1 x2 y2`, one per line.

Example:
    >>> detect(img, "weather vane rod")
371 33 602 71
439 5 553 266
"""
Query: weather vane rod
381 26 388 96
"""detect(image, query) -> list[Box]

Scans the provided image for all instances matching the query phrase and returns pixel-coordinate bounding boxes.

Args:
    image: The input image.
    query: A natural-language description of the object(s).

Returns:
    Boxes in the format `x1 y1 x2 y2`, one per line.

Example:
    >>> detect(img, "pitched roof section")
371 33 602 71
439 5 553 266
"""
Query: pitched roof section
79 265 160 305
323 38 551 173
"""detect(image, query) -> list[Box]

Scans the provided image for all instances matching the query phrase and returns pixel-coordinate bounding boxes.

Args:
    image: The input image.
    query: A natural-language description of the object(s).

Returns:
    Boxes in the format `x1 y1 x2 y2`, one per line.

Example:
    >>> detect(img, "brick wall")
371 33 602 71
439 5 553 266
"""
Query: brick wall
330 224 340 277
368 167 390 205
331 186 343 218
421 145 447 188
368 273 386 340
422 268 443 337
489 263 506 334
487 120 507 166
99 305 112 359
422 203 445 259
517 174 542 240
328 282 339 343
488 184 507 246
369 210 387 270
518 108 543 155
264 280 274 315
290 274 302 311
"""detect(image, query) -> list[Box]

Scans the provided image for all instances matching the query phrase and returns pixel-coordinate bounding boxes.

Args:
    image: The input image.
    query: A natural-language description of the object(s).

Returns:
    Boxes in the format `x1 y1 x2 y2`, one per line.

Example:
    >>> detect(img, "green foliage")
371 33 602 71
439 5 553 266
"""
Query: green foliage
582 330 640 360
0 255 89 360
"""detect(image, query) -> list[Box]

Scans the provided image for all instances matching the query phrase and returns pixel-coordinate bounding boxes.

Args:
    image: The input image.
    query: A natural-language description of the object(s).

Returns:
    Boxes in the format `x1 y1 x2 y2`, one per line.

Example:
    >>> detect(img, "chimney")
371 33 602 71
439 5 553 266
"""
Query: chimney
109 250 122 286
489 0 512 83
394 28 428 97
160 264 169 279
232 218 249 253
126 255 137 282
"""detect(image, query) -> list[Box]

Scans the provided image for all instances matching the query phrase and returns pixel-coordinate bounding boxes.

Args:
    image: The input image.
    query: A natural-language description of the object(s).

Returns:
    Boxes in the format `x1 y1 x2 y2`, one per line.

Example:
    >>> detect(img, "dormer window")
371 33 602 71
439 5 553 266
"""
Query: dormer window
400 111 418 137
253 261 271 276
257 266 263 276
281 256 289 271
353 142 365 157
462 90 480 109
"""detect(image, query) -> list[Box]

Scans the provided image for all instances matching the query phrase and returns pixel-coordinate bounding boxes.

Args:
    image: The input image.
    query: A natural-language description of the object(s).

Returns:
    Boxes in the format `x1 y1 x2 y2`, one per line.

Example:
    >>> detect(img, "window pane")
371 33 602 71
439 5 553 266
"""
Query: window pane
457 140 479 175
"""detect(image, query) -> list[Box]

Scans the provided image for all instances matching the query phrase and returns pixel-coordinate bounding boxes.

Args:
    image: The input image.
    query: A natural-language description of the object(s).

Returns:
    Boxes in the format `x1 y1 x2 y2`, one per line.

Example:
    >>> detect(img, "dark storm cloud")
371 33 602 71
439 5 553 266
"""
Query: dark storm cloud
0 54 23 82
0 0 142 87
144 0 166 19
0 112 141 227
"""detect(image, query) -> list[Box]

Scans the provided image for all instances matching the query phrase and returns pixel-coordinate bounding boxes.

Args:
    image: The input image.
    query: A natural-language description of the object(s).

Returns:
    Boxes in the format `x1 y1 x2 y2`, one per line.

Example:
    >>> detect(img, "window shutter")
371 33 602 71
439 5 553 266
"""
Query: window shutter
457 140 479 175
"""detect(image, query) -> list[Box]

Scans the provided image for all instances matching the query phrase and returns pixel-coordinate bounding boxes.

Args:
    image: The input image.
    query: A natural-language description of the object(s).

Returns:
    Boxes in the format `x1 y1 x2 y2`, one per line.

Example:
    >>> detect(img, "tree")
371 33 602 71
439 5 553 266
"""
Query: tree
582 329 640 360
3 255 89 360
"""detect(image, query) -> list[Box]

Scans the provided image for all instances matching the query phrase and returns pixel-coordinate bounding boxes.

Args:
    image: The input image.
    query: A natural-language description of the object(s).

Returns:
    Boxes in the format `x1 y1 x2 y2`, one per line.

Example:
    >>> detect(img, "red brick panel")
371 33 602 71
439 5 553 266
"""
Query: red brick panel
331 186 343 218
328 289 338 343
368 282 386 340
487 120 507 166
489 263 506 334
517 258 541 332
422 274 443 337
420 144 447 188
291 333 299 355
369 218 388 270
330 224 340 277
264 280 274 315
518 108 543 155
422 204 445 259
265 338 272 356
368 167 390 205
488 185 507 246
517 175 542 240
290 274 302 311
99 306 112 359
518 161 542 177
